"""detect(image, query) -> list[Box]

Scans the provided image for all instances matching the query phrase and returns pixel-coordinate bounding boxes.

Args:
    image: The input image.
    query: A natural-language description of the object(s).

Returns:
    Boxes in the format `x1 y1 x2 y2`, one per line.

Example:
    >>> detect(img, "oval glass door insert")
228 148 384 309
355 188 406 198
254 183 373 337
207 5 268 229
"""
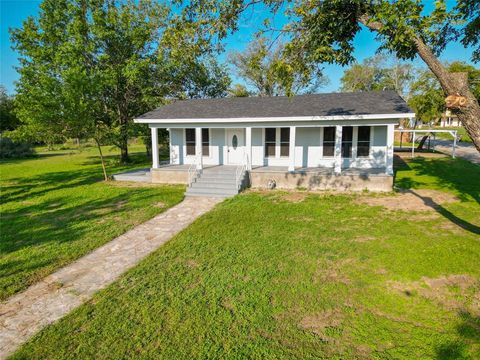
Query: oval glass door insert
232 135 238 149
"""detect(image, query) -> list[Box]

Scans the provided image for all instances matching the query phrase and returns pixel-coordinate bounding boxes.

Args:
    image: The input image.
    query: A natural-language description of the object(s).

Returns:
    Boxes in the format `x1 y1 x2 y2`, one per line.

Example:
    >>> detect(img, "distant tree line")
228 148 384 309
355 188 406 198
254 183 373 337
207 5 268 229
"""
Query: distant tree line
340 54 480 127
4 0 480 168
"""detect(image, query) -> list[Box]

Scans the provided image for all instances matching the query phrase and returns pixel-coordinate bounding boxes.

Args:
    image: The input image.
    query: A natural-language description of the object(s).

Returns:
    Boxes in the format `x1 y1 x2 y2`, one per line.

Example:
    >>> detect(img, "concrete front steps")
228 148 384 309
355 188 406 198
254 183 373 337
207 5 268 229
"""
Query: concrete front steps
185 166 246 198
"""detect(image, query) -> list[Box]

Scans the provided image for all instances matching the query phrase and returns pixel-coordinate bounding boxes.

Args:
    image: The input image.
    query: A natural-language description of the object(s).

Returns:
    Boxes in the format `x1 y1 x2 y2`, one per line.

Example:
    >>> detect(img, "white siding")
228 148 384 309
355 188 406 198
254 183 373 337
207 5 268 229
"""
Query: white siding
251 128 263 166
169 128 183 165
169 124 390 170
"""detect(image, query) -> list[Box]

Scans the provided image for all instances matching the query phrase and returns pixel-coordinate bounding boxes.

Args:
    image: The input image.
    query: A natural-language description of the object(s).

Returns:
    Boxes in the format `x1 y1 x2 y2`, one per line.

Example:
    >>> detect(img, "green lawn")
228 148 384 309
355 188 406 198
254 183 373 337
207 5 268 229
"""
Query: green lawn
0 145 184 300
434 127 472 143
11 155 479 359
394 126 472 147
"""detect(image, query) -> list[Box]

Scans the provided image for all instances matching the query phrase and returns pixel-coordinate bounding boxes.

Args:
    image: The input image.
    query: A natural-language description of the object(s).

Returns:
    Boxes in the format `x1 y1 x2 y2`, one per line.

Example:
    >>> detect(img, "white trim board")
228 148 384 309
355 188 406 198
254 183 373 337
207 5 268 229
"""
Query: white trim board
135 113 415 124
147 119 406 129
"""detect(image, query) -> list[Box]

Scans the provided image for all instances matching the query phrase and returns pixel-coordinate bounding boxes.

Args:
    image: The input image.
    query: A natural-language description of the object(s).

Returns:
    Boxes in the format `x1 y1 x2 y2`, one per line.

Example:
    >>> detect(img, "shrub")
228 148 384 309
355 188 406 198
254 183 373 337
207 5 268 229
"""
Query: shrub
0 137 36 159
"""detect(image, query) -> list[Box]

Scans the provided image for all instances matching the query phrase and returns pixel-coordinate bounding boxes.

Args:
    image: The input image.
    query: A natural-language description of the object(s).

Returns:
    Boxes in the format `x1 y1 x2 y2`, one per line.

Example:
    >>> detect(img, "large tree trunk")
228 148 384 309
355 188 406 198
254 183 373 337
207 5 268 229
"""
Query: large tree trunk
359 15 480 152
413 37 480 152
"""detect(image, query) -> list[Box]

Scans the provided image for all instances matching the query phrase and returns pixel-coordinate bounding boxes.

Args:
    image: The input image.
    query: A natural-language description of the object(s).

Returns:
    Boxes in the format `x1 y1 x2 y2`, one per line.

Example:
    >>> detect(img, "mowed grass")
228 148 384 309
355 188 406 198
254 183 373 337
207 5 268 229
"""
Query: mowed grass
12 155 480 359
433 126 472 143
0 145 184 300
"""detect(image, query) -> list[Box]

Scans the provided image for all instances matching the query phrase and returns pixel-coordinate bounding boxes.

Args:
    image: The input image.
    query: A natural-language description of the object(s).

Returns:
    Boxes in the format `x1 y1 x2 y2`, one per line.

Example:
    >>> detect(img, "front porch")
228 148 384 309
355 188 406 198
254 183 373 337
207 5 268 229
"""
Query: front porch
145 163 393 192
150 125 395 173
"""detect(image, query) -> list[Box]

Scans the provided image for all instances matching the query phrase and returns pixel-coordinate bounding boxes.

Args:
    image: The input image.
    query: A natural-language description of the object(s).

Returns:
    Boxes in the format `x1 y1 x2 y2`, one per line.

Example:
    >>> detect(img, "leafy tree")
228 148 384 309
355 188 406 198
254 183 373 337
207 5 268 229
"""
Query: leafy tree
228 37 328 96
0 86 20 133
408 68 445 124
11 0 229 170
183 0 480 151
408 61 480 124
341 54 415 97
228 84 251 97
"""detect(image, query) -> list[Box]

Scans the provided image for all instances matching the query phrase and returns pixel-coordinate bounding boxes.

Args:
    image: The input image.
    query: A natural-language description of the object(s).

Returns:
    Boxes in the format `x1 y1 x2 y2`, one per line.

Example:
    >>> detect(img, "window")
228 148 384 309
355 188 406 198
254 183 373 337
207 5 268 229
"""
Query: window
280 128 290 157
265 128 276 157
185 128 195 156
357 126 371 157
341 126 353 158
202 128 209 156
323 127 335 157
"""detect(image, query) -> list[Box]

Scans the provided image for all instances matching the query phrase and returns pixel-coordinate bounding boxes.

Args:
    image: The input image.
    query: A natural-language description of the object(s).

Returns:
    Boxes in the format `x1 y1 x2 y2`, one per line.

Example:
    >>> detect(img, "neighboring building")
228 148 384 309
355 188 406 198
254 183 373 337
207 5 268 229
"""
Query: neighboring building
134 91 414 196
439 110 461 127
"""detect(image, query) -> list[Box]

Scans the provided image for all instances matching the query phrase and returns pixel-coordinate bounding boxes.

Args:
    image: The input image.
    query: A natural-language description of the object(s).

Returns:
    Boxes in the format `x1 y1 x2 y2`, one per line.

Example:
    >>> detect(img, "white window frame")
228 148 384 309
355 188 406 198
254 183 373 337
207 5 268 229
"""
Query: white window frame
184 128 211 158
321 126 336 159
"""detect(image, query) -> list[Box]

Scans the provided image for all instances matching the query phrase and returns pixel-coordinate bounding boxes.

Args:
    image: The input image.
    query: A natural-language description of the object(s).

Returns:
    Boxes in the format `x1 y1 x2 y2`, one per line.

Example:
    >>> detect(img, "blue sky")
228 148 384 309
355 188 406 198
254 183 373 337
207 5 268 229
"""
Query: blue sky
0 0 474 95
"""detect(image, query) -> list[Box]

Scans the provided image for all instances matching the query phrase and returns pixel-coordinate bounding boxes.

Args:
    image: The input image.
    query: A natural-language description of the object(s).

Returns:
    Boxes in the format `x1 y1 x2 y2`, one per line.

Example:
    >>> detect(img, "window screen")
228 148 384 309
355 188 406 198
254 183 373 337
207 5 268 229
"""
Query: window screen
323 127 335 157
341 126 353 158
202 128 209 156
265 128 276 157
280 128 290 157
357 126 370 157
185 128 195 156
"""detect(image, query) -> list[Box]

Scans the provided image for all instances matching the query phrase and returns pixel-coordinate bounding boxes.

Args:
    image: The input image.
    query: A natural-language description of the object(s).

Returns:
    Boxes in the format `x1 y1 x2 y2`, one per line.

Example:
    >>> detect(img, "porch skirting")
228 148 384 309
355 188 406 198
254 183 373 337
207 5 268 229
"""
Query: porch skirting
151 167 189 184
150 165 393 192
249 169 393 192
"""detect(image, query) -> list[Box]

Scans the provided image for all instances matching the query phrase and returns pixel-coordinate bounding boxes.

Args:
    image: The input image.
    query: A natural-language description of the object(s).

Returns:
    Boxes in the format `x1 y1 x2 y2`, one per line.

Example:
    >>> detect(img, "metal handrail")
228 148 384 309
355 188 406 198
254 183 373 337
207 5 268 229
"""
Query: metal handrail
235 152 249 190
187 156 200 187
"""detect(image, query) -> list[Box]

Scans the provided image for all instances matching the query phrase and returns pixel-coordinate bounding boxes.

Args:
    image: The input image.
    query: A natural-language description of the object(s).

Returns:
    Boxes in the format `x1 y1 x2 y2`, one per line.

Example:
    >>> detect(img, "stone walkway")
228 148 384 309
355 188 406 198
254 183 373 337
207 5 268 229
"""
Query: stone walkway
0 197 221 359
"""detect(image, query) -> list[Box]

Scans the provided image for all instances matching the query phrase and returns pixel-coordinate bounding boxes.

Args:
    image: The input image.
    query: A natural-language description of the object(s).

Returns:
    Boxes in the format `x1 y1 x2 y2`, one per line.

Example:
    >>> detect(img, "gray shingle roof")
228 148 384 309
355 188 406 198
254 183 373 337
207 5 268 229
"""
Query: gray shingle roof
137 91 413 120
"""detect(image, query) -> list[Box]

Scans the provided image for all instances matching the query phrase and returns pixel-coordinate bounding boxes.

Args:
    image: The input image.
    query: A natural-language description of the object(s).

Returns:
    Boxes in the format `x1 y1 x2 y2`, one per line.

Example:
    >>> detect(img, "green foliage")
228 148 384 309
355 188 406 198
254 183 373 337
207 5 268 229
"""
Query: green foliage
408 68 445 123
408 61 480 123
0 86 20 133
456 0 480 62
229 37 328 96
11 156 480 359
11 0 230 163
183 0 479 94
340 54 414 97
0 137 35 159
228 84 251 97
0 144 184 300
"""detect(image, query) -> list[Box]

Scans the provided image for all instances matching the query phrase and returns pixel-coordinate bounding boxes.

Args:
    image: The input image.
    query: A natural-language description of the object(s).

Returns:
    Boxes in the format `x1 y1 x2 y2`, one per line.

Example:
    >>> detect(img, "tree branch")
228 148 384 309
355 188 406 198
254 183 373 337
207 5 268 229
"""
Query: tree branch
358 14 460 95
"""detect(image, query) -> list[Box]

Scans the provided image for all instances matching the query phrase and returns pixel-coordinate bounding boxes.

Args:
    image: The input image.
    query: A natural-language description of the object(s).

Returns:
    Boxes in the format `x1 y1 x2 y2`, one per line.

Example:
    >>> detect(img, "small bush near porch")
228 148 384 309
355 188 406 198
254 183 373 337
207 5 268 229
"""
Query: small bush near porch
12 155 480 359
0 145 184 300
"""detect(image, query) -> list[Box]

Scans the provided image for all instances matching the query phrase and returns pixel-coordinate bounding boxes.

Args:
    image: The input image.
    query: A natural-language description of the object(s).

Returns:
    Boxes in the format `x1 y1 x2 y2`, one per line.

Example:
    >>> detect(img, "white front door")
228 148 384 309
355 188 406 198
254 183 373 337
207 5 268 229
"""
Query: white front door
226 128 245 165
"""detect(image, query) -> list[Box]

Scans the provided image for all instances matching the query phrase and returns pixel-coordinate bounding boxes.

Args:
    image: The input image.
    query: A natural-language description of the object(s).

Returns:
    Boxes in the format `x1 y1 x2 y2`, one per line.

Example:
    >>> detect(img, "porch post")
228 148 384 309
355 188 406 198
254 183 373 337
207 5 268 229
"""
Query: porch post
151 126 159 169
195 127 203 170
334 125 342 174
245 127 252 170
386 124 394 175
288 126 296 172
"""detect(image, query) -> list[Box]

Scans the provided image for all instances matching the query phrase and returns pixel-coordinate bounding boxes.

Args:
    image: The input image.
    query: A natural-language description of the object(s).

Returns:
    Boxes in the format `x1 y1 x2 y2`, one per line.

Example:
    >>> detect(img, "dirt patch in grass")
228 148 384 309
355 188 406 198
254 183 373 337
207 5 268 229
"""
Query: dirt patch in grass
357 189 458 211
115 200 128 209
395 152 447 160
185 259 199 269
286 215 315 222
353 236 377 243
389 274 479 315
154 201 166 208
314 258 353 285
277 192 309 203
300 308 344 337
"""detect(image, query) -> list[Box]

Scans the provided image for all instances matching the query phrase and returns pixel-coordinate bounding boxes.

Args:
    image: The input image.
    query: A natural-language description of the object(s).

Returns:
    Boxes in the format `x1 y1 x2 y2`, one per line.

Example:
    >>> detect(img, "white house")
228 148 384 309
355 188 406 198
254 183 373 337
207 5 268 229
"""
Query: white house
134 91 414 196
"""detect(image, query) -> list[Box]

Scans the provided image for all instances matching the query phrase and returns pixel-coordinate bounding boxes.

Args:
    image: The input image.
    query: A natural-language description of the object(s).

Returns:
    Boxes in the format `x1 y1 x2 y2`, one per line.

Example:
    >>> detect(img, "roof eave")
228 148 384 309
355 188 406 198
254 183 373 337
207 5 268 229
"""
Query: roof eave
134 113 416 124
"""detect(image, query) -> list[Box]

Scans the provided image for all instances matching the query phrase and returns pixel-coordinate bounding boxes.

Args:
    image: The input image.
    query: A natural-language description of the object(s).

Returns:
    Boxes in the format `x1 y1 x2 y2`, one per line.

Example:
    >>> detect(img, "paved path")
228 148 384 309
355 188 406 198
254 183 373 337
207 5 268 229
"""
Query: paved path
435 139 480 164
0 197 221 359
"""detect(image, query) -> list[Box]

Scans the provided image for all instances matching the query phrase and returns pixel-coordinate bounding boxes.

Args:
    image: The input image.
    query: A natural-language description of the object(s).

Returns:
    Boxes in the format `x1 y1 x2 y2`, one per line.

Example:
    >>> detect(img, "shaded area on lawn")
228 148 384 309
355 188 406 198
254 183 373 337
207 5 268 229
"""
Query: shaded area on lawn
0 146 184 300
394 155 480 203
11 156 480 359
394 155 480 236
